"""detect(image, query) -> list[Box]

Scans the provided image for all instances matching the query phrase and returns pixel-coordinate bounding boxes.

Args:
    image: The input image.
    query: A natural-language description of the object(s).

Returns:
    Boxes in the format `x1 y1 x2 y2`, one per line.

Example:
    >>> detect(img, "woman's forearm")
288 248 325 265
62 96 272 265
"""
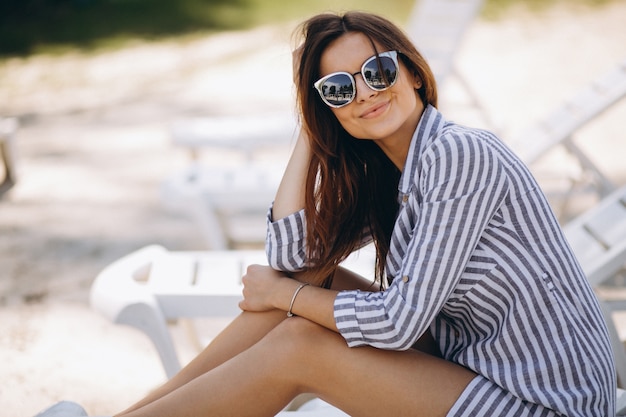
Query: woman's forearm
271 276 340 332
271 266 378 333
271 128 311 220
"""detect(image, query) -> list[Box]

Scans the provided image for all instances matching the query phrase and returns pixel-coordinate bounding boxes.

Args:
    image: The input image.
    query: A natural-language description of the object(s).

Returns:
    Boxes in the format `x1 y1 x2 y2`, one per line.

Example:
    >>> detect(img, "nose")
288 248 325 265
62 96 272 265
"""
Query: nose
353 73 377 103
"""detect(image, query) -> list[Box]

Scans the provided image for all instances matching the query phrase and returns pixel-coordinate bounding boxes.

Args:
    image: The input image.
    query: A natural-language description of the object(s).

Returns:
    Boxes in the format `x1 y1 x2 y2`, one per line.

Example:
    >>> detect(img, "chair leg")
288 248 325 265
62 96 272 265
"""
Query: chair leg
564 137 615 198
116 302 182 379
191 194 229 250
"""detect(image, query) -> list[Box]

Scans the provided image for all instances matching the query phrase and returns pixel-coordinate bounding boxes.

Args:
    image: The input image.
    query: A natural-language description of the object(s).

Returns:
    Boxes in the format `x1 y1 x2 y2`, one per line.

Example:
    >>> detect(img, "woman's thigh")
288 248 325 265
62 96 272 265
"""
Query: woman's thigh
268 317 476 417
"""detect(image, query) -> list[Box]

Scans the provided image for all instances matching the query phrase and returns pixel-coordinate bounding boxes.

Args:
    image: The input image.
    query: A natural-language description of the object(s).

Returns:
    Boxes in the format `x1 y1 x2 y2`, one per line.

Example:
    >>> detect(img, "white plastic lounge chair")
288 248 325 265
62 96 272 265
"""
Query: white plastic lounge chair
0 117 18 196
406 0 491 127
406 0 484 86
161 112 296 249
563 185 626 288
90 245 264 378
90 245 374 416
508 58 626 217
169 113 298 162
276 398 349 417
161 161 286 249
90 244 376 378
563 184 626 387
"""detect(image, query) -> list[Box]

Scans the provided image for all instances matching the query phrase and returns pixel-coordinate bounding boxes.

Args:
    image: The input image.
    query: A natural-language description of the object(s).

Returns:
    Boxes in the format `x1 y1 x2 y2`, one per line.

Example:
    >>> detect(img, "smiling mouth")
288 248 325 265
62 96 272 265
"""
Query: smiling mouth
361 101 389 119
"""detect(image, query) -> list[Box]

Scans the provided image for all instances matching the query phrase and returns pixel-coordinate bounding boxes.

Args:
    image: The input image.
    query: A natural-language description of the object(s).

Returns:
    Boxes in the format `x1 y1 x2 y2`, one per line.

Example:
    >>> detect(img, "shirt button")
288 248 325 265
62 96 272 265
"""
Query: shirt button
402 194 409 203
402 276 409 283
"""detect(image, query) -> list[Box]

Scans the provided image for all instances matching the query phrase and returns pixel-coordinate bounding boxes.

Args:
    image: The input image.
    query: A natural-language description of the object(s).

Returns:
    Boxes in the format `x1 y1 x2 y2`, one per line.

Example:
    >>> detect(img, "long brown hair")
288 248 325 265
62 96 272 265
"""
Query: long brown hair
294 11 438 287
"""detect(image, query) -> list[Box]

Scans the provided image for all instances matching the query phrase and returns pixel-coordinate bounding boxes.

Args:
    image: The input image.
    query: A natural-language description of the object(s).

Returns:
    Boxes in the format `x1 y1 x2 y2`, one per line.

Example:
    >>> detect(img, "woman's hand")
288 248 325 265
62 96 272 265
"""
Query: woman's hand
239 265 291 312
241 265 340 331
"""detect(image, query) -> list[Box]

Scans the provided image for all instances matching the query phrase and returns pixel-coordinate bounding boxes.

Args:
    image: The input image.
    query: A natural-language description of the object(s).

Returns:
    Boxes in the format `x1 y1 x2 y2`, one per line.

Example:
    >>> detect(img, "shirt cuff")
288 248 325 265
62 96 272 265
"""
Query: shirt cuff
266 205 306 246
333 291 367 347
265 204 308 271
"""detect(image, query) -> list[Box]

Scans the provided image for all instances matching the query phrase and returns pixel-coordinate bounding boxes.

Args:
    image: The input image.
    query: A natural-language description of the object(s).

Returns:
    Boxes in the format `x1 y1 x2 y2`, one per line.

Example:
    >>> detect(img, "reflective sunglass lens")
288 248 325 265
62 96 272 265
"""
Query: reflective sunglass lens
362 56 398 90
320 73 354 107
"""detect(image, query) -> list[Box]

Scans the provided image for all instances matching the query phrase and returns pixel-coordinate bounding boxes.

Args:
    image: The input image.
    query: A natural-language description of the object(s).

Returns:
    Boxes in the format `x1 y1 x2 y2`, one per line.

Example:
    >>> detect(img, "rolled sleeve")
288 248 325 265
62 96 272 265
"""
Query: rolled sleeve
265 204 308 272
333 291 365 347
334 285 416 350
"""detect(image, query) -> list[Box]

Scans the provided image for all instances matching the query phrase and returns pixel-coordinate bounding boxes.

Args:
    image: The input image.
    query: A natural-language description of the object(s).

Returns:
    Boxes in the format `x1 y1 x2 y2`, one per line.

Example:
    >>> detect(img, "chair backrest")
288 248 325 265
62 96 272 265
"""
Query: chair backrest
510 59 626 165
506 59 626 218
563 185 626 287
170 113 298 161
406 0 485 85
563 185 626 390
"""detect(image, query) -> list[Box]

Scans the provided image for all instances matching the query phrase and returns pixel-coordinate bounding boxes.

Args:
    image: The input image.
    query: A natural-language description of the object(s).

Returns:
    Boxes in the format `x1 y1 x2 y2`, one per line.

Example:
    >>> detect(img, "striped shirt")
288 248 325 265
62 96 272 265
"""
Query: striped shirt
266 105 615 416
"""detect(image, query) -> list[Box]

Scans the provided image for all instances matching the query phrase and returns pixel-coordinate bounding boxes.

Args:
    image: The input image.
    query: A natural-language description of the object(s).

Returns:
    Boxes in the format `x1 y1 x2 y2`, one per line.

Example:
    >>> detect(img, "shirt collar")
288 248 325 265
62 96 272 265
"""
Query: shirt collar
398 105 445 193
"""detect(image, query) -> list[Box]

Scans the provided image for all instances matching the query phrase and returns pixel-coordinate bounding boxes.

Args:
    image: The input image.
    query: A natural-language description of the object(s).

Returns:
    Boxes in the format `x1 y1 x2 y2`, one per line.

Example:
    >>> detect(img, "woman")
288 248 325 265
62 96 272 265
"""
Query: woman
39 11 615 417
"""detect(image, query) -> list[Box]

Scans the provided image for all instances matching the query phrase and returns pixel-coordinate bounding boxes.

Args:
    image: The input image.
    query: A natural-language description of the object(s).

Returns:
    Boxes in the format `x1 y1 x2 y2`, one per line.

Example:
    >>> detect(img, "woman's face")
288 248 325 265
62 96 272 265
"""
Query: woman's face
318 32 424 149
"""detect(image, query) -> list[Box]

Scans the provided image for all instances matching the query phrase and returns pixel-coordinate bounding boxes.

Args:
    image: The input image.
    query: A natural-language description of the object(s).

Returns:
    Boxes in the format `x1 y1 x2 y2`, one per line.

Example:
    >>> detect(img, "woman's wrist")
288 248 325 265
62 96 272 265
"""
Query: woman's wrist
287 283 310 317
274 278 307 316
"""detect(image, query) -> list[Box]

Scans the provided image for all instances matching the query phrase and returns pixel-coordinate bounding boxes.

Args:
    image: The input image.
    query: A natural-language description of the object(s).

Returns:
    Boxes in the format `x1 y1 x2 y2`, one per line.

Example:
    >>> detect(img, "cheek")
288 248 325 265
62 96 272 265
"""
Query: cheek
393 79 422 115
332 110 366 139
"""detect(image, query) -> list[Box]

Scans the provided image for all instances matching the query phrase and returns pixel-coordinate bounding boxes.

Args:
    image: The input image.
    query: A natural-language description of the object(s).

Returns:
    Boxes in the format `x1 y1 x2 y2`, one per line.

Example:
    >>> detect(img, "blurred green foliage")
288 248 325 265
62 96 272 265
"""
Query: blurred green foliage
0 0 616 58
1 0 250 56
0 0 414 57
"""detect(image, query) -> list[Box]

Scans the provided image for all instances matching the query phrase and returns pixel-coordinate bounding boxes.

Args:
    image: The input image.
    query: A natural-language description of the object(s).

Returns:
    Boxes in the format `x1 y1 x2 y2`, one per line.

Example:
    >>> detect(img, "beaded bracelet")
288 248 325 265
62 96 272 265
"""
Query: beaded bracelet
287 283 310 317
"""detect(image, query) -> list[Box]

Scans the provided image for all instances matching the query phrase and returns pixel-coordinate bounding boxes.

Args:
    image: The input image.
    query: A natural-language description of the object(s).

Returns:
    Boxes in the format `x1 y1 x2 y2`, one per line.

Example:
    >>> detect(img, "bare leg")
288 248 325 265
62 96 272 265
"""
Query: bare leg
116 266 378 415
119 317 476 417
116 309 286 415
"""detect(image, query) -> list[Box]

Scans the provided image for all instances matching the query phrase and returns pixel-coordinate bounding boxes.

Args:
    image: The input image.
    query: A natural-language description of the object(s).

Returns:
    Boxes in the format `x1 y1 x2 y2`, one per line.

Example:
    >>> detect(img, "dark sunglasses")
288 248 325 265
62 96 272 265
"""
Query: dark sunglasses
313 51 400 108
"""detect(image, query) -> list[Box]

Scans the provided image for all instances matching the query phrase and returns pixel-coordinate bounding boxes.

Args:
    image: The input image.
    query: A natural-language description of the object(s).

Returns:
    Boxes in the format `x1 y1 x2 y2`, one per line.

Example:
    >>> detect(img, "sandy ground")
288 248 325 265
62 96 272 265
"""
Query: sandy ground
1 2 626 416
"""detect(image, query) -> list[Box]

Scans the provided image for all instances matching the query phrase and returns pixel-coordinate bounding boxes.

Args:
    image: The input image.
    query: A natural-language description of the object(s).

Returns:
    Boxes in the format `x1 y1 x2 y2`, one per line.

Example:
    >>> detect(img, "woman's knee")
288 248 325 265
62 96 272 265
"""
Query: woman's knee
271 316 325 346
261 317 338 364
258 318 341 391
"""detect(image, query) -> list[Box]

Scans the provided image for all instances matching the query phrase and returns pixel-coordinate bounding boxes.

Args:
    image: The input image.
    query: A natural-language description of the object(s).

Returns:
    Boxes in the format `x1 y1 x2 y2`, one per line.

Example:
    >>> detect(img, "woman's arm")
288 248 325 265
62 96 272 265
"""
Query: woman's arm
265 129 312 272
271 128 310 221
272 43 310 221
240 265 378 333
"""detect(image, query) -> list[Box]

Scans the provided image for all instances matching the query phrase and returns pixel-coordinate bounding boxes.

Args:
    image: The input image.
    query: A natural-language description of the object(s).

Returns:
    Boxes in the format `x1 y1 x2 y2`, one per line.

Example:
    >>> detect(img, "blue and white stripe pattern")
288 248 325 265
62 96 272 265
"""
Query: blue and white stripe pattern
266 105 615 416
